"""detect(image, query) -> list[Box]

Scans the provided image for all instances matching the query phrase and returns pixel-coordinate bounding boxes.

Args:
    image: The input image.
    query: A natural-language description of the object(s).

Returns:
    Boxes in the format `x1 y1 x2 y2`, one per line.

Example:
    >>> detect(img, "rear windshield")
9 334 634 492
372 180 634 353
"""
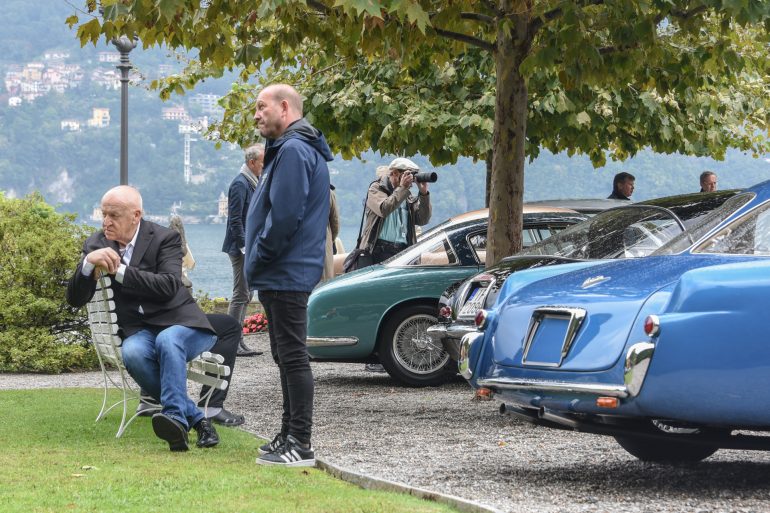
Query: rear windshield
694 198 770 256
522 193 737 260
653 193 755 255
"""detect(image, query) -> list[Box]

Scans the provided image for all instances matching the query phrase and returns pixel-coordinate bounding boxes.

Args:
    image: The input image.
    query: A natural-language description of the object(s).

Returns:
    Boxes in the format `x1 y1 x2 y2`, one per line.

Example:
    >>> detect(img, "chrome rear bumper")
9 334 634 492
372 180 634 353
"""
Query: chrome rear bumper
470 341 656 399
427 322 477 361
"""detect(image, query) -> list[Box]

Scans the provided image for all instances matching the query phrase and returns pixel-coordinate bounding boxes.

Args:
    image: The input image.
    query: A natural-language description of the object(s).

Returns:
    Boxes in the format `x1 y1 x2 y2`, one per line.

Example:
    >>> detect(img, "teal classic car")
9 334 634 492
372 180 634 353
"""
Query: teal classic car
307 206 586 386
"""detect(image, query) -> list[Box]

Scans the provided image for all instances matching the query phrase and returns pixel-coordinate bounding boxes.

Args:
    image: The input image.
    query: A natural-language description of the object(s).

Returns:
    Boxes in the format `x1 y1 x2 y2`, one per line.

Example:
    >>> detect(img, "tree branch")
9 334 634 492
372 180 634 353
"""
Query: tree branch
459 12 495 25
657 5 708 24
306 0 331 15
529 0 605 34
433 27 495 52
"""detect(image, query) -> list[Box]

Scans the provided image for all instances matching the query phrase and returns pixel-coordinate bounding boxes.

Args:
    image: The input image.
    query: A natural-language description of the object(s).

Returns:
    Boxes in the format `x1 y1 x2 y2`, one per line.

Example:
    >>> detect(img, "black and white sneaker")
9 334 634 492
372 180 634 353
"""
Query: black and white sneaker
256 434 315 467
258 433 285 455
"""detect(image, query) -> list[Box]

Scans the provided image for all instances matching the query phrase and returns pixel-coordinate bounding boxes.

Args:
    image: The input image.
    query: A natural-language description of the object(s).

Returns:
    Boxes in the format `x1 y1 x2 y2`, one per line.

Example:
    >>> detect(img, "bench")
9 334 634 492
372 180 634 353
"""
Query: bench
86 275 230 437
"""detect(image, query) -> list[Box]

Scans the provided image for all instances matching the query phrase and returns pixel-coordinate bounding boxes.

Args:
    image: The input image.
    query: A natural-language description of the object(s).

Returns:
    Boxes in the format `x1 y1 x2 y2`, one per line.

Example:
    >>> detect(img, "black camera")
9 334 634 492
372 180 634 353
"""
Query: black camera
408 171 438 183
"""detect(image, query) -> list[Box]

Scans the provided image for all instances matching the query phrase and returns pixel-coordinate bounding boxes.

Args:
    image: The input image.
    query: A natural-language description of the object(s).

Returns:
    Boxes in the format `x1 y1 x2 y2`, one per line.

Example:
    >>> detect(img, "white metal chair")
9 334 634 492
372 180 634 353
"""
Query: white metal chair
86 275 230 437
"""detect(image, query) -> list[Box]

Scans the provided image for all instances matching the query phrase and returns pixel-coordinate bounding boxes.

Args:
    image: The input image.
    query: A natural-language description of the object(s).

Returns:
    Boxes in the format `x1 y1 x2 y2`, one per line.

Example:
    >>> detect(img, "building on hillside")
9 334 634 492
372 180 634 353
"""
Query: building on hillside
90 206 103 222
8 96 21 107
91 69 120 90
60 119 81 131
44 51 70 61
87 108 110 128
20 80 46 102
218 192 228 217
189 93 222 114
22 63 44 81
4 70 22 94
98 52 121 63
162 105 189 121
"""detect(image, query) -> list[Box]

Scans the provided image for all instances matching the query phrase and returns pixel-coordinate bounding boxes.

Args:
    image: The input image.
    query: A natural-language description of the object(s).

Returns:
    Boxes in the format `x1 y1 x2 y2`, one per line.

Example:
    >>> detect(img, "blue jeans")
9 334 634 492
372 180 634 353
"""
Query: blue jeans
122 325 216 429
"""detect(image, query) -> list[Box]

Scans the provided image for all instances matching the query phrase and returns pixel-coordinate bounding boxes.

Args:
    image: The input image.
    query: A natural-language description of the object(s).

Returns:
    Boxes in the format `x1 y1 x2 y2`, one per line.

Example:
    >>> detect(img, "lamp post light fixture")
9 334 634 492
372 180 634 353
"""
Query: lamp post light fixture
112 35 137 186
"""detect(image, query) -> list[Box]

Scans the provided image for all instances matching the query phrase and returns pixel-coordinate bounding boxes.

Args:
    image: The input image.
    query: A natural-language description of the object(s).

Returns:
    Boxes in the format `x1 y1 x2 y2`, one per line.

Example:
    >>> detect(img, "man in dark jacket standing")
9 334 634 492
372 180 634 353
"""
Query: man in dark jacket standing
67 186 219 452
608 171 635 200
222 143 264 357
245 84 331 467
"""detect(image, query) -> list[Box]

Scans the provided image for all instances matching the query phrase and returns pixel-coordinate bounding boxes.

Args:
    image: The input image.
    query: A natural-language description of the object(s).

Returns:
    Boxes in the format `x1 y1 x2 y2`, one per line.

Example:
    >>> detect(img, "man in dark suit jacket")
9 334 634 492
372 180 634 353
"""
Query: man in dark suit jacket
67 186 219 452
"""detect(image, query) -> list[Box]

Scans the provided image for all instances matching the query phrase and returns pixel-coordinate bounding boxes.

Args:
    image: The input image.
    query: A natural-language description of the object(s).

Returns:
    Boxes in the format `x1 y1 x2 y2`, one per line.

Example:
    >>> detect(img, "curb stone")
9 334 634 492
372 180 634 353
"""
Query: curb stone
252 431 503 513
315 458 505 513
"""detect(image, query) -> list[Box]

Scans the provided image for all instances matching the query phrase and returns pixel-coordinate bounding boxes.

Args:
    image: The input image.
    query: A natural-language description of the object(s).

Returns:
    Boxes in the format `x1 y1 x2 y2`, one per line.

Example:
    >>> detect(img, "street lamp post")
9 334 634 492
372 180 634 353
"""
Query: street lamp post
111 35 137 186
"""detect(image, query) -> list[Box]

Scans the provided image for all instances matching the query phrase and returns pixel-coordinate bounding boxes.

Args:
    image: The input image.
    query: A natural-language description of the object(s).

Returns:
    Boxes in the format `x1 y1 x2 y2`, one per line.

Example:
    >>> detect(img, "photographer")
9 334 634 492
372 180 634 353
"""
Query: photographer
358 157 432 265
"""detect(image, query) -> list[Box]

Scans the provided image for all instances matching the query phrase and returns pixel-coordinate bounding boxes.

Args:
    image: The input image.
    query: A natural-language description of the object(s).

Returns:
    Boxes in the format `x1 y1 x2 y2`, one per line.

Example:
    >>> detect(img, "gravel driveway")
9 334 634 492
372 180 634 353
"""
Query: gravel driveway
3 332 770 513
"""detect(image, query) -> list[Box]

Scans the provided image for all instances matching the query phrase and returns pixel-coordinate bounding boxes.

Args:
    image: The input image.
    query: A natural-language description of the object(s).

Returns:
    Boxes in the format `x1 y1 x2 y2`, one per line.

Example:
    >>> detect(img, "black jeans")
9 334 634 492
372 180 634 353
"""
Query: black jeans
198 313 240 409
372 240 408 264
258 290 313 444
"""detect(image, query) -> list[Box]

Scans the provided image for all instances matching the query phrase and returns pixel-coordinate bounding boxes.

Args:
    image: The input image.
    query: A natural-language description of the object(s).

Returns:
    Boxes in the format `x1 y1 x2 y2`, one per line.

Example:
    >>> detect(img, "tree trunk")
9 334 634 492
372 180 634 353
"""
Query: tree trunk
487 5 531 266
484 150 492 208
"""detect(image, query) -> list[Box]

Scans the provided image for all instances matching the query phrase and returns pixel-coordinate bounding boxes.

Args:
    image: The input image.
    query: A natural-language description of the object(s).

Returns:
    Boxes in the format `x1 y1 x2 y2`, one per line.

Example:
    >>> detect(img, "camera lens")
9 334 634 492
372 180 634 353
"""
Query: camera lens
413 172 438 183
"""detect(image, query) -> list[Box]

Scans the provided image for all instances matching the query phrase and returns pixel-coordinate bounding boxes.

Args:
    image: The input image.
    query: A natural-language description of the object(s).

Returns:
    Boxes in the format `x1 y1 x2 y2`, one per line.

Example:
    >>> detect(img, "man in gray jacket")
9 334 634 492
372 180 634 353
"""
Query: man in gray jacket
356 157 431 372
357 157 432 264
222 143 264 357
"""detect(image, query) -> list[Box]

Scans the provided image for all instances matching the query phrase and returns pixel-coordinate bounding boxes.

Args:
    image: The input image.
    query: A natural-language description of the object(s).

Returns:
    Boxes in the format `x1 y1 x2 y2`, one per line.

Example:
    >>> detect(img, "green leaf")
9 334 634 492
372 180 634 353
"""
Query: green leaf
576 111 591 126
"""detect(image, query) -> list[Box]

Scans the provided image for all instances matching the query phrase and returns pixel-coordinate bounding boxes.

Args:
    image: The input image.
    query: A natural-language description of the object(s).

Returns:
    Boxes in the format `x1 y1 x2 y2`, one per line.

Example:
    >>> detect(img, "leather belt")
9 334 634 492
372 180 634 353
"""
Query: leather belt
375 240 408 251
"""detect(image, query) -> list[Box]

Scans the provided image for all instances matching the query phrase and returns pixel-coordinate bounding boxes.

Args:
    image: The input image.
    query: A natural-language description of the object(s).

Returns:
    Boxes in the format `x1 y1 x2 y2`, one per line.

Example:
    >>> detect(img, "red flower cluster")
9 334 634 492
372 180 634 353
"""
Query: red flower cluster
243 313 268 334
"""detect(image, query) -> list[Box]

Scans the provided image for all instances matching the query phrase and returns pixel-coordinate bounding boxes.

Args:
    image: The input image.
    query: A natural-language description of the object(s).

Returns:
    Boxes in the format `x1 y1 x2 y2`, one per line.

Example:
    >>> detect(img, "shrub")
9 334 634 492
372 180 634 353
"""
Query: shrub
0 192 97 373
193 290 229 314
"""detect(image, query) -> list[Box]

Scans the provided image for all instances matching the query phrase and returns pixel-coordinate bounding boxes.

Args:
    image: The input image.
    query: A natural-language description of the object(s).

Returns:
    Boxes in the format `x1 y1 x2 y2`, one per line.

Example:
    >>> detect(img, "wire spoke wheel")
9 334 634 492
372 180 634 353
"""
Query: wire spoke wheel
393 314 449 374
378 304 454 387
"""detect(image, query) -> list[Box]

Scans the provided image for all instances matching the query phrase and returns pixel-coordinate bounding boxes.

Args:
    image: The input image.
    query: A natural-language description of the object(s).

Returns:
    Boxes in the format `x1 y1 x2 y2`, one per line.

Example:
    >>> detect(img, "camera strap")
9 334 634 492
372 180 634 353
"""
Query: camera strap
354 179 386 251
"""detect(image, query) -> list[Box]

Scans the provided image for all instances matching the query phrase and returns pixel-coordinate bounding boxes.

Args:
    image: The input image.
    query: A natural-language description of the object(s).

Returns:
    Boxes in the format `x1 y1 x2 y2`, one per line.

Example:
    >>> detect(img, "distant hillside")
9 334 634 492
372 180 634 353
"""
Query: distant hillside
1 0 769 231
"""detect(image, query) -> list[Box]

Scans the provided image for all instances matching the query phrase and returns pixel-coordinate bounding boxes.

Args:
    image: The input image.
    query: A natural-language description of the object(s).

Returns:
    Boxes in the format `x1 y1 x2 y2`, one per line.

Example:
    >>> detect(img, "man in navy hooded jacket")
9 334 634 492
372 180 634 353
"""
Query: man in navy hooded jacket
245 84 331 467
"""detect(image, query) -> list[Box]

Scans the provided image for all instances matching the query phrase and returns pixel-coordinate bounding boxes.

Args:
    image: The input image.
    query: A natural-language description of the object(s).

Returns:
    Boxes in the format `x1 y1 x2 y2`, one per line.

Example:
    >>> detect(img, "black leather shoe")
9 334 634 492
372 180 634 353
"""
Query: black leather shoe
193 418 220 448
210 408 245 427
237 340 263 357
151 413 189 452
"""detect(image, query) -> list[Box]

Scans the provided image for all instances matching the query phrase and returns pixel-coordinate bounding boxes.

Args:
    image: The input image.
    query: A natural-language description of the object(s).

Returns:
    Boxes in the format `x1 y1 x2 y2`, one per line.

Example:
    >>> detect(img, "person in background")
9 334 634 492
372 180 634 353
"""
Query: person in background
359 157 431 264
357 157 432 372
321 184 340 282
700 170 718 192
223 143 265 357
608 171 635 200
245 83 331 466
66 185 219 451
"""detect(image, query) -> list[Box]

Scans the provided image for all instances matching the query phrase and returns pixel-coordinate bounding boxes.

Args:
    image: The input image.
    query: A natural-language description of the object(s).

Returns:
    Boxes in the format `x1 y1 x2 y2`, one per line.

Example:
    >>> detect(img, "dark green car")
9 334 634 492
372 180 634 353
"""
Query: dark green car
307 206 587 386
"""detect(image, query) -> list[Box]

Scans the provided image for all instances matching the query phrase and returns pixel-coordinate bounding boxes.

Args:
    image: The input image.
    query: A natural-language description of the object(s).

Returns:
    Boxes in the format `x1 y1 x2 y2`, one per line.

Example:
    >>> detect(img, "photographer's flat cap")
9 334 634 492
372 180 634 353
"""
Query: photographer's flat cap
389 157 420 171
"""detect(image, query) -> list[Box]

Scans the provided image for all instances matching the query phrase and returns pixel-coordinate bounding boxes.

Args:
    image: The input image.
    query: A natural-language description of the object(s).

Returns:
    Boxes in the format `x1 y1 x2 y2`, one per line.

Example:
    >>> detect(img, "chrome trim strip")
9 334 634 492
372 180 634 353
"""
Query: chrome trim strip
476 377 629 398
458 332 483 379
521 306 587 367
306 336 359 347
624 341 655 396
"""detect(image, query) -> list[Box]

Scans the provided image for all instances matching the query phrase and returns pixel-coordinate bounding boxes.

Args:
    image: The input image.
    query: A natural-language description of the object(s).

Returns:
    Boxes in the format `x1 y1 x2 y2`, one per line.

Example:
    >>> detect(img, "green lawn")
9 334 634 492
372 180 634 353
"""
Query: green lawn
0 389 459 513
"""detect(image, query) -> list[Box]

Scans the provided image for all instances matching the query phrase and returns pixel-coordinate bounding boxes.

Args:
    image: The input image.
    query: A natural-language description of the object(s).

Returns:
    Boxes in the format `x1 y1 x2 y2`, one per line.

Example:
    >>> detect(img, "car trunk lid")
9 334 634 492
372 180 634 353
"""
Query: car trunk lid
491 255 730 371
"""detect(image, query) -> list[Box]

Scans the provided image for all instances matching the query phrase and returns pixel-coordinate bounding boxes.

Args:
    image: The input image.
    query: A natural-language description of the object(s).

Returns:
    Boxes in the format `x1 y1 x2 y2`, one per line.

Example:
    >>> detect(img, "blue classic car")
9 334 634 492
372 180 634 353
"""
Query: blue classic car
461 180 770 462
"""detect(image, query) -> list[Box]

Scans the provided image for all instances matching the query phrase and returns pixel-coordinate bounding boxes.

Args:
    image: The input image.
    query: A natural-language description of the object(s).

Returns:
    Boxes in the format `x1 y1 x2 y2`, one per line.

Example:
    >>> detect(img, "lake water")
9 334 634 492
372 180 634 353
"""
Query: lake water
185 224 360 298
